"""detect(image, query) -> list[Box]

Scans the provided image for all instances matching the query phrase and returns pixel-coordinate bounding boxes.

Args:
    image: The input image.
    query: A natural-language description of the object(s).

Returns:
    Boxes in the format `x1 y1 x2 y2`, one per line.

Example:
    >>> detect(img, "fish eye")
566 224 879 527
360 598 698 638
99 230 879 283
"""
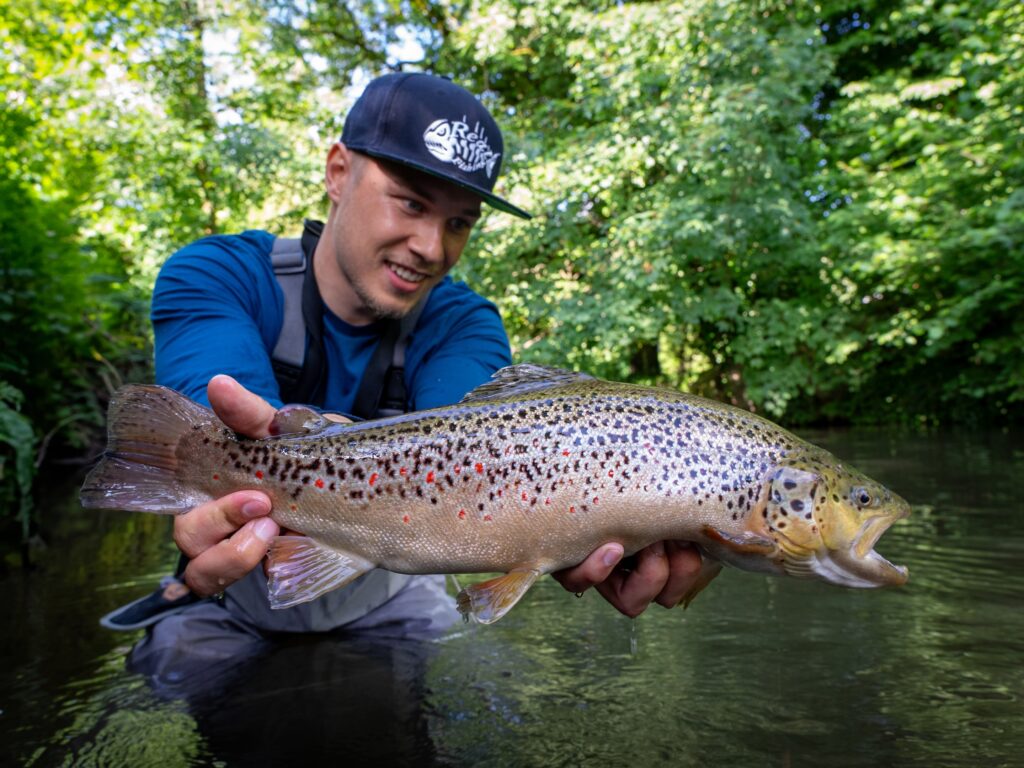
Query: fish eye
851 487 873 507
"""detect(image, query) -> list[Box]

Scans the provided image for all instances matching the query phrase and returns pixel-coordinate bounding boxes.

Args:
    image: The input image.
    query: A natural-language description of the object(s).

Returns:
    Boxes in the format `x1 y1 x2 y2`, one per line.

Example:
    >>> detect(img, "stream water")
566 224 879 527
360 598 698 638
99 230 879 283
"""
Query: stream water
3 427 1022 766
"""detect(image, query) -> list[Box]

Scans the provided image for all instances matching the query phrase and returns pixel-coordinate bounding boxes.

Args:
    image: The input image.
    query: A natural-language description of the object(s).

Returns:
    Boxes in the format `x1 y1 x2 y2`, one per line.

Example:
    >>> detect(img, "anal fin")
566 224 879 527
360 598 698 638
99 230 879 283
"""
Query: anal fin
677 557 724 609
456 570 540 624
266 535 375 609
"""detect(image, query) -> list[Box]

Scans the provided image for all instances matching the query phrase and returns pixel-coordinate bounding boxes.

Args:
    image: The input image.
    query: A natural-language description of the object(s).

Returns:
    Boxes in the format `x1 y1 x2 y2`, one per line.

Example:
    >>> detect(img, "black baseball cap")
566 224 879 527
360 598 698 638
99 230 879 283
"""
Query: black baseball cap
341 72 531 219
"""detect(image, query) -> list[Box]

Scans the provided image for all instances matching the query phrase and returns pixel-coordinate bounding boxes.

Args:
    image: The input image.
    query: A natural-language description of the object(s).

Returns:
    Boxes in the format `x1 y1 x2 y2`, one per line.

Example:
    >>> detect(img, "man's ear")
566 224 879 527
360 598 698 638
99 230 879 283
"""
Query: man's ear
324 143 354 204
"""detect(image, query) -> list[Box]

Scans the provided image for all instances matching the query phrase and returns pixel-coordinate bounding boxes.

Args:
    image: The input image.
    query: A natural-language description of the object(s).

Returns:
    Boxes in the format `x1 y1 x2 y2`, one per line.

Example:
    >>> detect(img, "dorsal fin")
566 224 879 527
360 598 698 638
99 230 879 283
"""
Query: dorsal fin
459 364 595 404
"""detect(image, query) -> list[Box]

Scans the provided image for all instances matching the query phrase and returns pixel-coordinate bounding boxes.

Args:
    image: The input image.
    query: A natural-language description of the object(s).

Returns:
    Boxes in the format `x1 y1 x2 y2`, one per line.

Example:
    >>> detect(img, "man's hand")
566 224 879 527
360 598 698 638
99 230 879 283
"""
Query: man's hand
175 375 279 597
551 541 703 618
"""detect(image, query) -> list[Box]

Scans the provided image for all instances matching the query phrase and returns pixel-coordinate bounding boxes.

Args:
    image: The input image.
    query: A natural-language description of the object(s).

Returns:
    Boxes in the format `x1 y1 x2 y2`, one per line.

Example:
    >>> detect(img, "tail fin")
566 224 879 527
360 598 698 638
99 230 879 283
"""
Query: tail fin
80 385 216 514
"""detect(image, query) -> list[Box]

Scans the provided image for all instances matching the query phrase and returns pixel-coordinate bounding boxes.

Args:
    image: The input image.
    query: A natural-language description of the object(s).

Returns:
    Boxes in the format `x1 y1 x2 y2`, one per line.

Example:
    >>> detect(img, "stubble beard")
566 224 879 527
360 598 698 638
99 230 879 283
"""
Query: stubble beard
339 256 410 321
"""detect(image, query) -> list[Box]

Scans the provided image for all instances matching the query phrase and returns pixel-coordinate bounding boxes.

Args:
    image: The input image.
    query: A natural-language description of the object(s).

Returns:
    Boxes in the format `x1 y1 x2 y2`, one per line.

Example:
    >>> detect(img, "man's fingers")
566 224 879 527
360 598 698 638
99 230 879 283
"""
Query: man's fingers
654 541 703 608
595 541 671 618
173 490 272 559
551 543 624 593
207 374 277 438
184 517 280 596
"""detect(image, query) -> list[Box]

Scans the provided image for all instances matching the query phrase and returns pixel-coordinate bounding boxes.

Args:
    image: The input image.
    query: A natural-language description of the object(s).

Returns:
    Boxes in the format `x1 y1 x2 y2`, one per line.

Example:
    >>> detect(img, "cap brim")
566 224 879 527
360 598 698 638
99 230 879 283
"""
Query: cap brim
352 147 533 220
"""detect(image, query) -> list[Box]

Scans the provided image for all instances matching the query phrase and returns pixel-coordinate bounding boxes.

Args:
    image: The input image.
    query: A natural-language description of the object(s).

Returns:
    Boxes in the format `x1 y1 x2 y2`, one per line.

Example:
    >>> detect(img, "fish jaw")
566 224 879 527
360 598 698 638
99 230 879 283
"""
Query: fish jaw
823 504 910 587
781 499 910 588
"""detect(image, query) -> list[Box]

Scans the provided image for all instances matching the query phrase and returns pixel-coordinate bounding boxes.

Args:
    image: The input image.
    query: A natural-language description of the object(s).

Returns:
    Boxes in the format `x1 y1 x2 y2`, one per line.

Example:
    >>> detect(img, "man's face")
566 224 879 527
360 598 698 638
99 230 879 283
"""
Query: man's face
321 145 483 325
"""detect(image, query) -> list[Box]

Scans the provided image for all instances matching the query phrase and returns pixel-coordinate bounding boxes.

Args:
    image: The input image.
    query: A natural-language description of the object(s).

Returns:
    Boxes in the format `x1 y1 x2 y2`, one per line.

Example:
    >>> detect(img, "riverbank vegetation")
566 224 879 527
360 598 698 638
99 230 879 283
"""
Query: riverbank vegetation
2 0 1021 538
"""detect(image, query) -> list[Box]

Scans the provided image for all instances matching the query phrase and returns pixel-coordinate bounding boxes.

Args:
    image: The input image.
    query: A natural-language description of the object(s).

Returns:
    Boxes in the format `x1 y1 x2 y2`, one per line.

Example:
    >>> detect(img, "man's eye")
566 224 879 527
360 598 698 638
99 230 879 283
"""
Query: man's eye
449 218 472 234
403 198 424 212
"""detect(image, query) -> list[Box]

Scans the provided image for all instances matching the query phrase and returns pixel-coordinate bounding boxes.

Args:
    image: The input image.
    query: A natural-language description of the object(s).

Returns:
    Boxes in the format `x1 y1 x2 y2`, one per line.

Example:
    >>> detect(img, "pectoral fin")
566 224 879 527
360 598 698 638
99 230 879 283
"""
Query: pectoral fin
456 570 541 624
266 536 375 609
703 526 776 555
677 558 724 609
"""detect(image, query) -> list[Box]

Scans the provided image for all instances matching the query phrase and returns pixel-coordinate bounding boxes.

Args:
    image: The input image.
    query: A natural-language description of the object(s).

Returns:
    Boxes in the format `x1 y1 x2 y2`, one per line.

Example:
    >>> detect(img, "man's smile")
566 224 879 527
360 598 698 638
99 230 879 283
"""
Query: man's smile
387 260 429 284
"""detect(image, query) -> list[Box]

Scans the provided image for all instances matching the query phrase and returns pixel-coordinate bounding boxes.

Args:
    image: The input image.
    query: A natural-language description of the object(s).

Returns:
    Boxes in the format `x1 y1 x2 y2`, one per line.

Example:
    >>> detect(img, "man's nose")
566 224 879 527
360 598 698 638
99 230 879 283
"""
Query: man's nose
408 217 446 264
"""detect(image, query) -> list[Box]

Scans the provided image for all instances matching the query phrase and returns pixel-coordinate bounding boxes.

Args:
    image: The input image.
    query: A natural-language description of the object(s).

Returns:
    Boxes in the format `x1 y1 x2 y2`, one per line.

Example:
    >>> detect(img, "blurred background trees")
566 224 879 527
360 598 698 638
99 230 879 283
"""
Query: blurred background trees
2 0 1021 537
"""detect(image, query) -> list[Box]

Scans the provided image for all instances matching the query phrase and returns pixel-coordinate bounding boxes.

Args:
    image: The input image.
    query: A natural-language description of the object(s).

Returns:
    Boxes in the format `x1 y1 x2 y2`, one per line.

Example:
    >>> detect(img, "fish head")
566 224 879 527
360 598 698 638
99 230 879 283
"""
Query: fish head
763 455 910 588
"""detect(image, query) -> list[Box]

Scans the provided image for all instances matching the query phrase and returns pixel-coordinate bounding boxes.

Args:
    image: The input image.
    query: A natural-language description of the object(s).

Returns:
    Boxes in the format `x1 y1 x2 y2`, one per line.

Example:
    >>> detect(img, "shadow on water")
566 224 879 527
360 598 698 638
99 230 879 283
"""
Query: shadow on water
3 428 1023 766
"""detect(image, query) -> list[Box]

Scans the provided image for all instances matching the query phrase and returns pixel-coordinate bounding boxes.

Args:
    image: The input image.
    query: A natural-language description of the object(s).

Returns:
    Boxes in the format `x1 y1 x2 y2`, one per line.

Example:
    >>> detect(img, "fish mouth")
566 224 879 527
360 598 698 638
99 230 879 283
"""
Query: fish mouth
782 509 910 588
829 510 910 588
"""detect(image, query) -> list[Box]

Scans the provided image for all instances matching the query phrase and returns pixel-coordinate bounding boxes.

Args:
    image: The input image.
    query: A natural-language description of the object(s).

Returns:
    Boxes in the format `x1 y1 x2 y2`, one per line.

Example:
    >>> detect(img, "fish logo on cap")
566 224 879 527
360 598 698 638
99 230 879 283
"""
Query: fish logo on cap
423 118 501 178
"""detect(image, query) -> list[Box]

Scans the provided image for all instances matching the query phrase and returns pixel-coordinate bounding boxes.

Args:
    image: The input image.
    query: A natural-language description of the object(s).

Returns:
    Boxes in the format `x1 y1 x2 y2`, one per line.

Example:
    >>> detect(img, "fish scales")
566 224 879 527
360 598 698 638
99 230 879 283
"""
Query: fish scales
191 385 790 573
81 364 910 623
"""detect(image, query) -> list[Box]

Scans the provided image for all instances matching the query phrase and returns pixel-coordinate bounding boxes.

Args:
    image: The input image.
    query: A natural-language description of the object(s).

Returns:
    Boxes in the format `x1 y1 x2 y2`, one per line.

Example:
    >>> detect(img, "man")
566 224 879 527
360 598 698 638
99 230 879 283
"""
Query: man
119 73 701 682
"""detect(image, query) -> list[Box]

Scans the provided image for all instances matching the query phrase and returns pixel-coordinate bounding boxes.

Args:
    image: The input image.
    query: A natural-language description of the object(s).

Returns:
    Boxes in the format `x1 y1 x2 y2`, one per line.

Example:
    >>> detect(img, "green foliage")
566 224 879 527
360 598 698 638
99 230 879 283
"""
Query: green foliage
447 0 1023 424
447 0 839 415
0 384 36 539
807 0 1024 422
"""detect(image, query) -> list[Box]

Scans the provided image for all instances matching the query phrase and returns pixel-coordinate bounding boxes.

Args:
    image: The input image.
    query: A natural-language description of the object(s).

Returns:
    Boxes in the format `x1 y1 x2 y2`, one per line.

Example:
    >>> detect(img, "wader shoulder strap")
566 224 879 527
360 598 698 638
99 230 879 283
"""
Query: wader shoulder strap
269 237 305 374
270 220 327 405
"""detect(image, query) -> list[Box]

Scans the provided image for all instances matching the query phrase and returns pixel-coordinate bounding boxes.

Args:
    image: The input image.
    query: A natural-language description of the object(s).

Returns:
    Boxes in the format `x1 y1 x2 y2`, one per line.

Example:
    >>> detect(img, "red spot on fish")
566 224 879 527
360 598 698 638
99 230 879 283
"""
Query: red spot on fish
593 496 600 504
483 514 492 522
497 488 503 497
569 506 576 514
315 478 324 489
212 474 219 481
426 471 435 483
522 491 528 501
369 473 378 486
454 465 461 474
403 514 410 524
562 449 570 456
400 467 408 476
290 504 297 511
545 498 551 505
475 463 484 474
608 470 614 477
255 470 264 480
458 509 466 519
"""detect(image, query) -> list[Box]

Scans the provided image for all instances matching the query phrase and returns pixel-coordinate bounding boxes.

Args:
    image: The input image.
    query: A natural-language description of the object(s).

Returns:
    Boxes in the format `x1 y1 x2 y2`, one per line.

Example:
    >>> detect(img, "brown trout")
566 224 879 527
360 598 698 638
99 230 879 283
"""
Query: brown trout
80 364 909 623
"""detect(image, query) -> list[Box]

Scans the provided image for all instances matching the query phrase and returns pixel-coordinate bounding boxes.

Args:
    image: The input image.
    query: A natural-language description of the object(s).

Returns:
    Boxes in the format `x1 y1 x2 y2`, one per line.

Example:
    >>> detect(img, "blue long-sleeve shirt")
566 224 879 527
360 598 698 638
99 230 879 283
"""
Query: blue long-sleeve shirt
151 229 512 411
